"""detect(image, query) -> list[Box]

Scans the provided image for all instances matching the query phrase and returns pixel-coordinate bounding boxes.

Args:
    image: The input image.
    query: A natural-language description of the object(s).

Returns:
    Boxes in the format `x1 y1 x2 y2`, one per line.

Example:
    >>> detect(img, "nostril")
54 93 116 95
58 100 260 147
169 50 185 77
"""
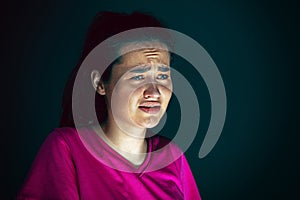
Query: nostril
143 84 160 99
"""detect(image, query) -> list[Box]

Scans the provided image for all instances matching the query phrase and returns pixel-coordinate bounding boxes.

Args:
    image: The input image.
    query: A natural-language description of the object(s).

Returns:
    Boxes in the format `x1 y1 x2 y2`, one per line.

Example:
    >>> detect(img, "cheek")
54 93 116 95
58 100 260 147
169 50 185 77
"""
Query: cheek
110 84 133 115
113 82 135 100
160 86 172 101
128 87 144 107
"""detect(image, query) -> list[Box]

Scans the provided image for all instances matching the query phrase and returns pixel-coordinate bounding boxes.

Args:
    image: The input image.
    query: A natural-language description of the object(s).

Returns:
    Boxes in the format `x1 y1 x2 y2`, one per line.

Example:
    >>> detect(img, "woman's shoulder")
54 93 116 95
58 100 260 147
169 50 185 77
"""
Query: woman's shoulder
41 127 81 148
46 127 77 139
149 134 183 154
51 127 78 136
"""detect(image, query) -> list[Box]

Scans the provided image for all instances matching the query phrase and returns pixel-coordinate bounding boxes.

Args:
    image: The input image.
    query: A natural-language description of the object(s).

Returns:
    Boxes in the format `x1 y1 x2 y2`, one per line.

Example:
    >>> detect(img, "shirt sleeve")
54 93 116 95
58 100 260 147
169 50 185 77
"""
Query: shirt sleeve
17 130 80 200
181 155 202 200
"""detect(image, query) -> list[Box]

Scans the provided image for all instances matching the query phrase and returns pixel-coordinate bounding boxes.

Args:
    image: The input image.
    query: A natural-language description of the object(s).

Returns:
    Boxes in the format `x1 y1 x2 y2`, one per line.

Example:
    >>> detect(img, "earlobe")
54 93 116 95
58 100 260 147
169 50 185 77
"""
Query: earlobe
97 82 106 95
91 70 106 95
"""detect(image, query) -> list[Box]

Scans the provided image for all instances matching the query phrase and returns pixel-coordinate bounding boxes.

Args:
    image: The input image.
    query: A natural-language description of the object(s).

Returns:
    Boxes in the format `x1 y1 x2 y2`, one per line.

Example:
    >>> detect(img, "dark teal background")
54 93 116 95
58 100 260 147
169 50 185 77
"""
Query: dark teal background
1 0 298 199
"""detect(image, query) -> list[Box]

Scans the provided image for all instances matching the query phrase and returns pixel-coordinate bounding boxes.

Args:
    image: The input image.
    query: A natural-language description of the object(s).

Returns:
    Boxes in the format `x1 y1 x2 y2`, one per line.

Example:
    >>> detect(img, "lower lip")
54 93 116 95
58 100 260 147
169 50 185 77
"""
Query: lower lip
139 106 161 114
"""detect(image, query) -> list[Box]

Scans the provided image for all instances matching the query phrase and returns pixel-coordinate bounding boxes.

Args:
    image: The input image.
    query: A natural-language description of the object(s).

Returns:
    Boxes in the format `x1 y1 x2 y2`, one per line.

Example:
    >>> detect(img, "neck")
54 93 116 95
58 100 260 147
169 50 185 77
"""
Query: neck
102 121 147 154
94 115 147 155
93 118 148 166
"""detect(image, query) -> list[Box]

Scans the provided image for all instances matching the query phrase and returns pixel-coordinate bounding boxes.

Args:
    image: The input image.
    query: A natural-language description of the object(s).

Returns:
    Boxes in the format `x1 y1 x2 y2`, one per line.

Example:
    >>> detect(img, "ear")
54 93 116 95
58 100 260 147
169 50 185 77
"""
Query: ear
91 70 106 95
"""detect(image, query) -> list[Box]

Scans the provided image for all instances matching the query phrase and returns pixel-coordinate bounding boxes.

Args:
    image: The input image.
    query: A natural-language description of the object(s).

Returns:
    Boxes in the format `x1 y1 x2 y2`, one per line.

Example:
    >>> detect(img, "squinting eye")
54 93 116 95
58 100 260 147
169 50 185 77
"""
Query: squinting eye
130 75 144 81
157 74 169 80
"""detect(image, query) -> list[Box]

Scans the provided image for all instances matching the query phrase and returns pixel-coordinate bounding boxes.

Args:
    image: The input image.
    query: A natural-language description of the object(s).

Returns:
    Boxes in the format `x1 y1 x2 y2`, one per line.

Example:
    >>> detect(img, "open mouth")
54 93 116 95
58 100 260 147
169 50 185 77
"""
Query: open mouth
138 106 161 114
138 102 161 114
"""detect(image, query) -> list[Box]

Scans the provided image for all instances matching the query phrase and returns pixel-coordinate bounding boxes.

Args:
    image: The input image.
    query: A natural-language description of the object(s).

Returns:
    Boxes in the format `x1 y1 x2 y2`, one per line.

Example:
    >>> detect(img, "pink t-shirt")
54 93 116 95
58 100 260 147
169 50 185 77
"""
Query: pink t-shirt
17 127 201 200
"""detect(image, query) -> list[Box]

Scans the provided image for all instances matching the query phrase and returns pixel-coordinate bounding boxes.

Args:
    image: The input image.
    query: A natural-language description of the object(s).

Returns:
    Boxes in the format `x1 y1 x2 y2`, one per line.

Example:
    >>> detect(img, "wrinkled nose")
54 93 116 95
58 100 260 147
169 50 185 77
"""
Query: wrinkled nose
143 83 160 99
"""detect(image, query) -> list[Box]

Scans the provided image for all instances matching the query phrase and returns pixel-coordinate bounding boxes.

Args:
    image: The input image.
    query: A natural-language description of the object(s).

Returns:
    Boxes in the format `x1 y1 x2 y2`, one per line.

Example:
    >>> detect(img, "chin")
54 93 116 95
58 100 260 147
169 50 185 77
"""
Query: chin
138 117 161 129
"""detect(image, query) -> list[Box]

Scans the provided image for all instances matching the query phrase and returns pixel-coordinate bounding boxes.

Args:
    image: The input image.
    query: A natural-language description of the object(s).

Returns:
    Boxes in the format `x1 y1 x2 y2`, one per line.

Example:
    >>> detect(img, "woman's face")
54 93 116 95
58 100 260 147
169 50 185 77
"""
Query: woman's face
103 45 172 131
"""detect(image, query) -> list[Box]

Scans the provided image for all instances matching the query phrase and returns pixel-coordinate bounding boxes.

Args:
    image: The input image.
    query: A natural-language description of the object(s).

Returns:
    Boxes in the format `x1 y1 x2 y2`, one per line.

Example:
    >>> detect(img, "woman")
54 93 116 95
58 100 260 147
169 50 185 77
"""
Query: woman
17 11 201 200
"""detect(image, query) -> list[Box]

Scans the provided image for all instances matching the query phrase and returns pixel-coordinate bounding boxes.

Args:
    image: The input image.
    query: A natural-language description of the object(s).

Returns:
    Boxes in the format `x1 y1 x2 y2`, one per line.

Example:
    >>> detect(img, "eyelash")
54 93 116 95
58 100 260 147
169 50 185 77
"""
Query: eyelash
130 75 144 81
130 74 169 81
157 74 169 80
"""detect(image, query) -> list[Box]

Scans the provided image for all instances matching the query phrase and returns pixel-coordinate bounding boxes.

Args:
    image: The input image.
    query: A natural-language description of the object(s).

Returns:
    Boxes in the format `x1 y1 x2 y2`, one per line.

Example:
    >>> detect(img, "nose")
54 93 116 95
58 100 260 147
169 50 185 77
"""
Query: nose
143 83 160 99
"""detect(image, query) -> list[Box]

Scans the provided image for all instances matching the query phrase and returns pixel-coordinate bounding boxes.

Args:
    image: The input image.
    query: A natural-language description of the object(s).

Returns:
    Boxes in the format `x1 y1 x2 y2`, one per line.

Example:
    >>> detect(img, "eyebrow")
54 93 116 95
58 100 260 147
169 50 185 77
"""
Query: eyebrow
158 66 170 72
129 65 170 73
129 66 151 73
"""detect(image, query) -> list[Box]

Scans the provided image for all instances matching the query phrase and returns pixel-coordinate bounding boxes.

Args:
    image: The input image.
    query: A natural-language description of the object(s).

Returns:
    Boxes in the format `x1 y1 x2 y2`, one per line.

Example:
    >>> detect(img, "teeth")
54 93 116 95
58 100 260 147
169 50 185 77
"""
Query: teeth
139 106 160 108
139 102 161 107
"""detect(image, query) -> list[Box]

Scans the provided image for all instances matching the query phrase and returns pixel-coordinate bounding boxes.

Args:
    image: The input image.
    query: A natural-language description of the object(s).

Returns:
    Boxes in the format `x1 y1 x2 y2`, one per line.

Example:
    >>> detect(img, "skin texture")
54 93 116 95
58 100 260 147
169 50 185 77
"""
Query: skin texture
91 44 172 165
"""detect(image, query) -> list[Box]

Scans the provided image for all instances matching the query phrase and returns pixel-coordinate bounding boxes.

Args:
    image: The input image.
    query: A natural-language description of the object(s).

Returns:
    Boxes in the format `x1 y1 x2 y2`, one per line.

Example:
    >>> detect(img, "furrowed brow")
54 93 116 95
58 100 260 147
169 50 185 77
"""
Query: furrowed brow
129 66 151 73
158 66 170 72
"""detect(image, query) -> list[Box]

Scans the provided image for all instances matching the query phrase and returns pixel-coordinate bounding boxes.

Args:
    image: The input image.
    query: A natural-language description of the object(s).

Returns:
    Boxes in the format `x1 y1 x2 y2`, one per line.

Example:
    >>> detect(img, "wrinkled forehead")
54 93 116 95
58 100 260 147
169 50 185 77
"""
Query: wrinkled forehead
110 41 170 78
118 40 169 56
117 41 170 67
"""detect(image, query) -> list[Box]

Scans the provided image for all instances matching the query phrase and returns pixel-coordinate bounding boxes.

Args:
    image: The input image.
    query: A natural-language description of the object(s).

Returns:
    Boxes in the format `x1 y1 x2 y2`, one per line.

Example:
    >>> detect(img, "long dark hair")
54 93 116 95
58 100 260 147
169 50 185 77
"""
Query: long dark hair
59 11 170 128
